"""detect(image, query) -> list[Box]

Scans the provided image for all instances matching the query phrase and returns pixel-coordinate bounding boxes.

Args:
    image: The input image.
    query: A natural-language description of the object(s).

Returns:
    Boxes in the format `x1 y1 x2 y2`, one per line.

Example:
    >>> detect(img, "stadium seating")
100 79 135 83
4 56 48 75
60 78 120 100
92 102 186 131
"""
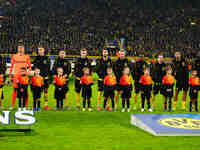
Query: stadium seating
0 0 199 57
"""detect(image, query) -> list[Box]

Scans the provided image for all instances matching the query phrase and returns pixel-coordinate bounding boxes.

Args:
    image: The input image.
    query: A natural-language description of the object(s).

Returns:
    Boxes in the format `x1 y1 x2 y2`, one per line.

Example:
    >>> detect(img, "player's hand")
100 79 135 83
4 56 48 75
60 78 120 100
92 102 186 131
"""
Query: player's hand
20 88 23 92
194 89 197 93
120 90 123 94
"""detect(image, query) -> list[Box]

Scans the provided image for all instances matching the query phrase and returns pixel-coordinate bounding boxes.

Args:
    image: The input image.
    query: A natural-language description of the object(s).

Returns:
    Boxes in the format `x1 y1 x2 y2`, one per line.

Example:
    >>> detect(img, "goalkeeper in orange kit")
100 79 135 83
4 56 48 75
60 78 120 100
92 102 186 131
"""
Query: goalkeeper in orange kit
9 44 31 110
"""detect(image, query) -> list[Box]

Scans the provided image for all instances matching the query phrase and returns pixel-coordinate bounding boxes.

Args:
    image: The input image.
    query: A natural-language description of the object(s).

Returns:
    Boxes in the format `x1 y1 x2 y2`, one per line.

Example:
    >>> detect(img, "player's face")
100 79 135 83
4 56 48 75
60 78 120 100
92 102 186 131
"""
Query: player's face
144 69 149 76
158 55 163 63
175 52 181 59
59 51 65 58
103 50 108 57
38 47 45 56
107 68 112 75
120 51 125 59
123 68 130 75
192 71 197 76
84 68 90 75
57 68 63 76
81 50 87 58
18 46 25 55
35 69 40 75
167 69 172 75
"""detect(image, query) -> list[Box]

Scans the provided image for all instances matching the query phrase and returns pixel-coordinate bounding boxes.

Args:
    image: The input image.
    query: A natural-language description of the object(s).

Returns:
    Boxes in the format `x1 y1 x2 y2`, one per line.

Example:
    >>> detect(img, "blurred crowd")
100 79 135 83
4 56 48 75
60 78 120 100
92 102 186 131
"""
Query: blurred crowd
0 0 200 57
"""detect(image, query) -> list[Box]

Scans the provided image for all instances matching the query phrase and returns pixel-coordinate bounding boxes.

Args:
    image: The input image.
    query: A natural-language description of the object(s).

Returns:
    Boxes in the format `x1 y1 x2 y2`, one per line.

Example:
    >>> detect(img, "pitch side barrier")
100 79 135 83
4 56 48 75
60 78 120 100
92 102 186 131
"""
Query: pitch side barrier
0 54 174 62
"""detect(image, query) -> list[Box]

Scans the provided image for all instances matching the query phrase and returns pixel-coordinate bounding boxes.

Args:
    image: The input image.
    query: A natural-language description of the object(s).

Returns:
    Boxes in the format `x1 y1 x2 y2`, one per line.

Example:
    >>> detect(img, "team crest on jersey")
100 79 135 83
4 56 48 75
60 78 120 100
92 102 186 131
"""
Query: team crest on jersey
159 118 200 130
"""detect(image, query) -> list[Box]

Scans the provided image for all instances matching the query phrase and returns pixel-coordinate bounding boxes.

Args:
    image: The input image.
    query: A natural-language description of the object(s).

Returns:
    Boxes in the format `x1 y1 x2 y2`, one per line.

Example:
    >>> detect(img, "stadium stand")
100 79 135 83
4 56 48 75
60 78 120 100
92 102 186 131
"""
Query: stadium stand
0 0 200 57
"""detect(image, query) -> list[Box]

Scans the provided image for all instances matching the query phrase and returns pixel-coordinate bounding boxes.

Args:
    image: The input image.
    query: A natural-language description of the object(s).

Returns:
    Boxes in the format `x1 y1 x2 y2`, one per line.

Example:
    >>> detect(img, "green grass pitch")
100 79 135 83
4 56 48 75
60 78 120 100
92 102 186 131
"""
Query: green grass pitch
0 73 200 150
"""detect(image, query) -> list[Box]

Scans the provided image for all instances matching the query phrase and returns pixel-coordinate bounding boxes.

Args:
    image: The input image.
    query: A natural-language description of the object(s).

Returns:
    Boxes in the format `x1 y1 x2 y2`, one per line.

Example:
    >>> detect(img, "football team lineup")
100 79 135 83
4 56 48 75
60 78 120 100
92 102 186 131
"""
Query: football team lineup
0 44 199 113
0 44 200 149
2 0 200 149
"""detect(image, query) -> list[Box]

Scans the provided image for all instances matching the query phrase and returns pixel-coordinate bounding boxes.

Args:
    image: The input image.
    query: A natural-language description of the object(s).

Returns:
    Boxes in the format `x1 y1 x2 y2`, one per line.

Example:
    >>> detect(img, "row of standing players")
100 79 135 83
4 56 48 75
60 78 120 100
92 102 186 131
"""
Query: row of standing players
0 45 200 112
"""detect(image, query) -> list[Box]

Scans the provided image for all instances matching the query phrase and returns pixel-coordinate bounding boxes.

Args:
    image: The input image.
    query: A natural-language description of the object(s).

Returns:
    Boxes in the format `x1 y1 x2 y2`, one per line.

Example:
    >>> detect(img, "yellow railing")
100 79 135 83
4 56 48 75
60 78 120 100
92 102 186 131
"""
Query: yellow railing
0 54 173 61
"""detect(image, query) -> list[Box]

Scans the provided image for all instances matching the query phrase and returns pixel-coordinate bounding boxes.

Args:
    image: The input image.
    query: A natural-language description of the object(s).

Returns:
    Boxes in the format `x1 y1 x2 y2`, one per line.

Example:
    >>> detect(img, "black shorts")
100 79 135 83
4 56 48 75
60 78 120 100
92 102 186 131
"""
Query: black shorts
141 85 152 100
134 82 141 94
161 88 174 98
17 87 28 99
32 86 43 100
82 86 92 99
54 86 68 100
75 79 81 93
121 85 132 99
43 78 49 89
98 80 104 92
104 86 115 99
141 92 151 100
176 81 189 92
189 87 199 99
114 83 121 92
153 82 162 95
